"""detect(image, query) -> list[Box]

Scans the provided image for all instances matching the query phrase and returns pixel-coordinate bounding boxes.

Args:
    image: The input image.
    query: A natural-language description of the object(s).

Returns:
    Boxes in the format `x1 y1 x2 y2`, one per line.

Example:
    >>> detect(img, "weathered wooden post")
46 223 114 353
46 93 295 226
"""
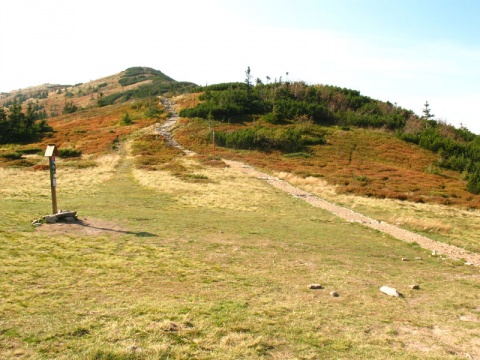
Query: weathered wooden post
212 128 216 158
44 144 59 214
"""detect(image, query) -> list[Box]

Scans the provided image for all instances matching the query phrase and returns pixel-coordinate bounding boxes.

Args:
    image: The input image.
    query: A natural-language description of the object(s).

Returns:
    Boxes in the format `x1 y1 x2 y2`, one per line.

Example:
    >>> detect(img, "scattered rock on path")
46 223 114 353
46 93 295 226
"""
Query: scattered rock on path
309 284 323 290
330 291 339 297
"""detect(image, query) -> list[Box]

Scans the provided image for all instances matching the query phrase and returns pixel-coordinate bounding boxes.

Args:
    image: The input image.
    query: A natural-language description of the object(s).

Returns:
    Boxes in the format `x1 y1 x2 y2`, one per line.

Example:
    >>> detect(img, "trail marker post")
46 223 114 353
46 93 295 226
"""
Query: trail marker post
212 127 215 158
44 144 59 214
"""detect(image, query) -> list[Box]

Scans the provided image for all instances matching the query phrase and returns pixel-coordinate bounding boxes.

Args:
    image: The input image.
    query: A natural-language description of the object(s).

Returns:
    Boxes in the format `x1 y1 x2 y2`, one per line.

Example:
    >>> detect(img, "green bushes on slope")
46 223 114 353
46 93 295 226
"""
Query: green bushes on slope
180 79 480 194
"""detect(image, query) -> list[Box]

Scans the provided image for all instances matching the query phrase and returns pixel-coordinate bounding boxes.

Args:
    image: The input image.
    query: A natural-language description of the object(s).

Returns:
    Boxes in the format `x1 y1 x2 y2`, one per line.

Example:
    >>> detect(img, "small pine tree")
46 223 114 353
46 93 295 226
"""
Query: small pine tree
422 101 434 120
120 112 132 125
62 101 78 114
245 66 252 88
422 101 435 129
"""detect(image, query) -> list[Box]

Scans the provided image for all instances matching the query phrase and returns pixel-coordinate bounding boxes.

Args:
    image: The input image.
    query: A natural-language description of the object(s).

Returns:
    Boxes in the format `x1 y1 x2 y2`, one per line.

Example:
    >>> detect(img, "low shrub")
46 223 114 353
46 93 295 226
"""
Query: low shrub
467 171 480 194
213 126 326 153
20 148 42 155
63 160 97 169
135 156 163 167
59 148 82 158
144 106 162 118
184 173 209 182
6 159 35 168
120 112 133 126
213 127 298 153
1 152 23 160
283 152 311 159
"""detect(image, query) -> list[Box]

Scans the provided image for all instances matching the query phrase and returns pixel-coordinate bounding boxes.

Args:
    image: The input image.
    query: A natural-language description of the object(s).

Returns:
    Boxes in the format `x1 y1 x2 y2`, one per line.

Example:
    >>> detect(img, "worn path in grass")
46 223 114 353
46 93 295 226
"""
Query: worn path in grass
158 98 480 267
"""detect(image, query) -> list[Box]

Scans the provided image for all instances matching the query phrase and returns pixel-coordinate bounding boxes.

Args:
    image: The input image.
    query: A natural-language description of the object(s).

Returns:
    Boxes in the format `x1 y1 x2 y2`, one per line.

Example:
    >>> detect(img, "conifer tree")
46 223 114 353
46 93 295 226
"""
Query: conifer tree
422 101 435 129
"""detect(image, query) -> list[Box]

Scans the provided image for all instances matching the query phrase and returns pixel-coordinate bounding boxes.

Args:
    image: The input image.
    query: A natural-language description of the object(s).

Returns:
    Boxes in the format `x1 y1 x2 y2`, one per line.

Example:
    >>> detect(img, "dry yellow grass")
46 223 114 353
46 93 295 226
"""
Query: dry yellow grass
0 154 120 201
275 171 338 198
133 157 280 212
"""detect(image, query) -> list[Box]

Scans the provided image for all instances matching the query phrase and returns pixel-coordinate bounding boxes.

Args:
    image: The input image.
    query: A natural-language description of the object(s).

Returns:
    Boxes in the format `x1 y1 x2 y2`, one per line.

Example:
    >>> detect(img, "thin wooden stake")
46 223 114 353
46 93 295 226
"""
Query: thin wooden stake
212 129 215 158
49 156 58 214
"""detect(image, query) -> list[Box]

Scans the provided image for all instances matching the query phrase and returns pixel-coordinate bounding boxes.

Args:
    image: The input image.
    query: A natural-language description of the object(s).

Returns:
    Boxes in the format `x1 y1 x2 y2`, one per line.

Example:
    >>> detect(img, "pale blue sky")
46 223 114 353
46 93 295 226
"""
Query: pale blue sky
1 0 479 133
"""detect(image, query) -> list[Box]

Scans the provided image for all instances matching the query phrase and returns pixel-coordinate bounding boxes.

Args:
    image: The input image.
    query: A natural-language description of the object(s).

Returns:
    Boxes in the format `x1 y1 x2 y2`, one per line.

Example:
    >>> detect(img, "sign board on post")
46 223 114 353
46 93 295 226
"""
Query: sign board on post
44 144 59 214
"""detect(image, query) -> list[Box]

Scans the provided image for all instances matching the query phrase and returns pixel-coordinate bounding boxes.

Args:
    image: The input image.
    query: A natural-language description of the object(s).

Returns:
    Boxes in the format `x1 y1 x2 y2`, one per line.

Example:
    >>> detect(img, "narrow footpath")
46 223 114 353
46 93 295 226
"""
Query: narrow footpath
158 97 480 267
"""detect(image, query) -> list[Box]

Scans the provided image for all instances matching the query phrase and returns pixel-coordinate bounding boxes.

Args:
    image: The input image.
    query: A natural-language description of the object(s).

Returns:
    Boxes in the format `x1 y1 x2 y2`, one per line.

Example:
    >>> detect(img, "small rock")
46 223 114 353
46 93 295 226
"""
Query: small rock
432 250 438 256
409 284 420 290
380 286 400 297
414 257 422 260
330 291 339 297
465 262 473 266
401 257 409 261
44 215 57 224
309 284 323 290
64 216 77 222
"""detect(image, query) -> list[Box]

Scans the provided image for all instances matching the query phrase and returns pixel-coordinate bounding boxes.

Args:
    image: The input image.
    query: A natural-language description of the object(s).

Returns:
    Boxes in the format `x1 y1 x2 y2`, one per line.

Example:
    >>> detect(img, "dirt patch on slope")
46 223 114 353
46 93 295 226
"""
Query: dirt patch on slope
35 217 129 237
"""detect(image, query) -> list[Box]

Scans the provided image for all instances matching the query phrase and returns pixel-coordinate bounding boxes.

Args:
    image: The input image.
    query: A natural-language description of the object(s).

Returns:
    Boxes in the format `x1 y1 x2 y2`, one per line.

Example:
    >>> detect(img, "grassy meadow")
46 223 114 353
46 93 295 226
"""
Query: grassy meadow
1 126 480 359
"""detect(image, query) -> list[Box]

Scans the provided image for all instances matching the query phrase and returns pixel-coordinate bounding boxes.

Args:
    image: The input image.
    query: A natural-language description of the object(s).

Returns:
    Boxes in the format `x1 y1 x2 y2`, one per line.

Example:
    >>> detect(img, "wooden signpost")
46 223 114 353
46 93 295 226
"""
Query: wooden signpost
44 144 59 214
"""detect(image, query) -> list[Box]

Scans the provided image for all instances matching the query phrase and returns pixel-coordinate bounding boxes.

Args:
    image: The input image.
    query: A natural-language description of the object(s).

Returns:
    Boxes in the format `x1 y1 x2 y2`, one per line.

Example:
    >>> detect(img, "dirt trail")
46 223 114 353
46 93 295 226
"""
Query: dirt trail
158 97 480 267
159 98 195 156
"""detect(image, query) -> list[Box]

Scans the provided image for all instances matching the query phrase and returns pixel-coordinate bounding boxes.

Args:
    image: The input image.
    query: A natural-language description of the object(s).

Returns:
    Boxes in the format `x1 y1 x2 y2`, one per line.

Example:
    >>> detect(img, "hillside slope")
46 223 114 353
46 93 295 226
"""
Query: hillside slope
2 104 480 358
173 95 480 209
0 66 196 118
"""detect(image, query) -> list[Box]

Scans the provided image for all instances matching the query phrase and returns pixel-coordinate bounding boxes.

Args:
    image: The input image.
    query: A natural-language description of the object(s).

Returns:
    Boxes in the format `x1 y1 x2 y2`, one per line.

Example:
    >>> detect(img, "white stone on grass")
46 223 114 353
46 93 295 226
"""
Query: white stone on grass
380 286 400 297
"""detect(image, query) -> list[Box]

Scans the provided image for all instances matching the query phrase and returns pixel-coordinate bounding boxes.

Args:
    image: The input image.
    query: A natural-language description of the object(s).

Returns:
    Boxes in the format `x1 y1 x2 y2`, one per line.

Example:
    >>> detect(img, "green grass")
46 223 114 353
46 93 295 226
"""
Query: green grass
1 145 479 359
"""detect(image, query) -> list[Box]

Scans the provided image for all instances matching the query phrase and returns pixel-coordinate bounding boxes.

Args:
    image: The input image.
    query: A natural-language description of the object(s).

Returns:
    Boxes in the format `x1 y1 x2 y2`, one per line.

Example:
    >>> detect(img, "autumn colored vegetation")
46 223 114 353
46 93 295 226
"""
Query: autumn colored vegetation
1 66 479 206
0 67 195 134
0 67 194 158
174 73 480 206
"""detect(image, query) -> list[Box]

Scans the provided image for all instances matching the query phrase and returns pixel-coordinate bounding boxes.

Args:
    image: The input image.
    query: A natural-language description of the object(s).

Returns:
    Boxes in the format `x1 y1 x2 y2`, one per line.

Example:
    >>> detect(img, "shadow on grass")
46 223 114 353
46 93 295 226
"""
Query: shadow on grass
74 219 158 237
